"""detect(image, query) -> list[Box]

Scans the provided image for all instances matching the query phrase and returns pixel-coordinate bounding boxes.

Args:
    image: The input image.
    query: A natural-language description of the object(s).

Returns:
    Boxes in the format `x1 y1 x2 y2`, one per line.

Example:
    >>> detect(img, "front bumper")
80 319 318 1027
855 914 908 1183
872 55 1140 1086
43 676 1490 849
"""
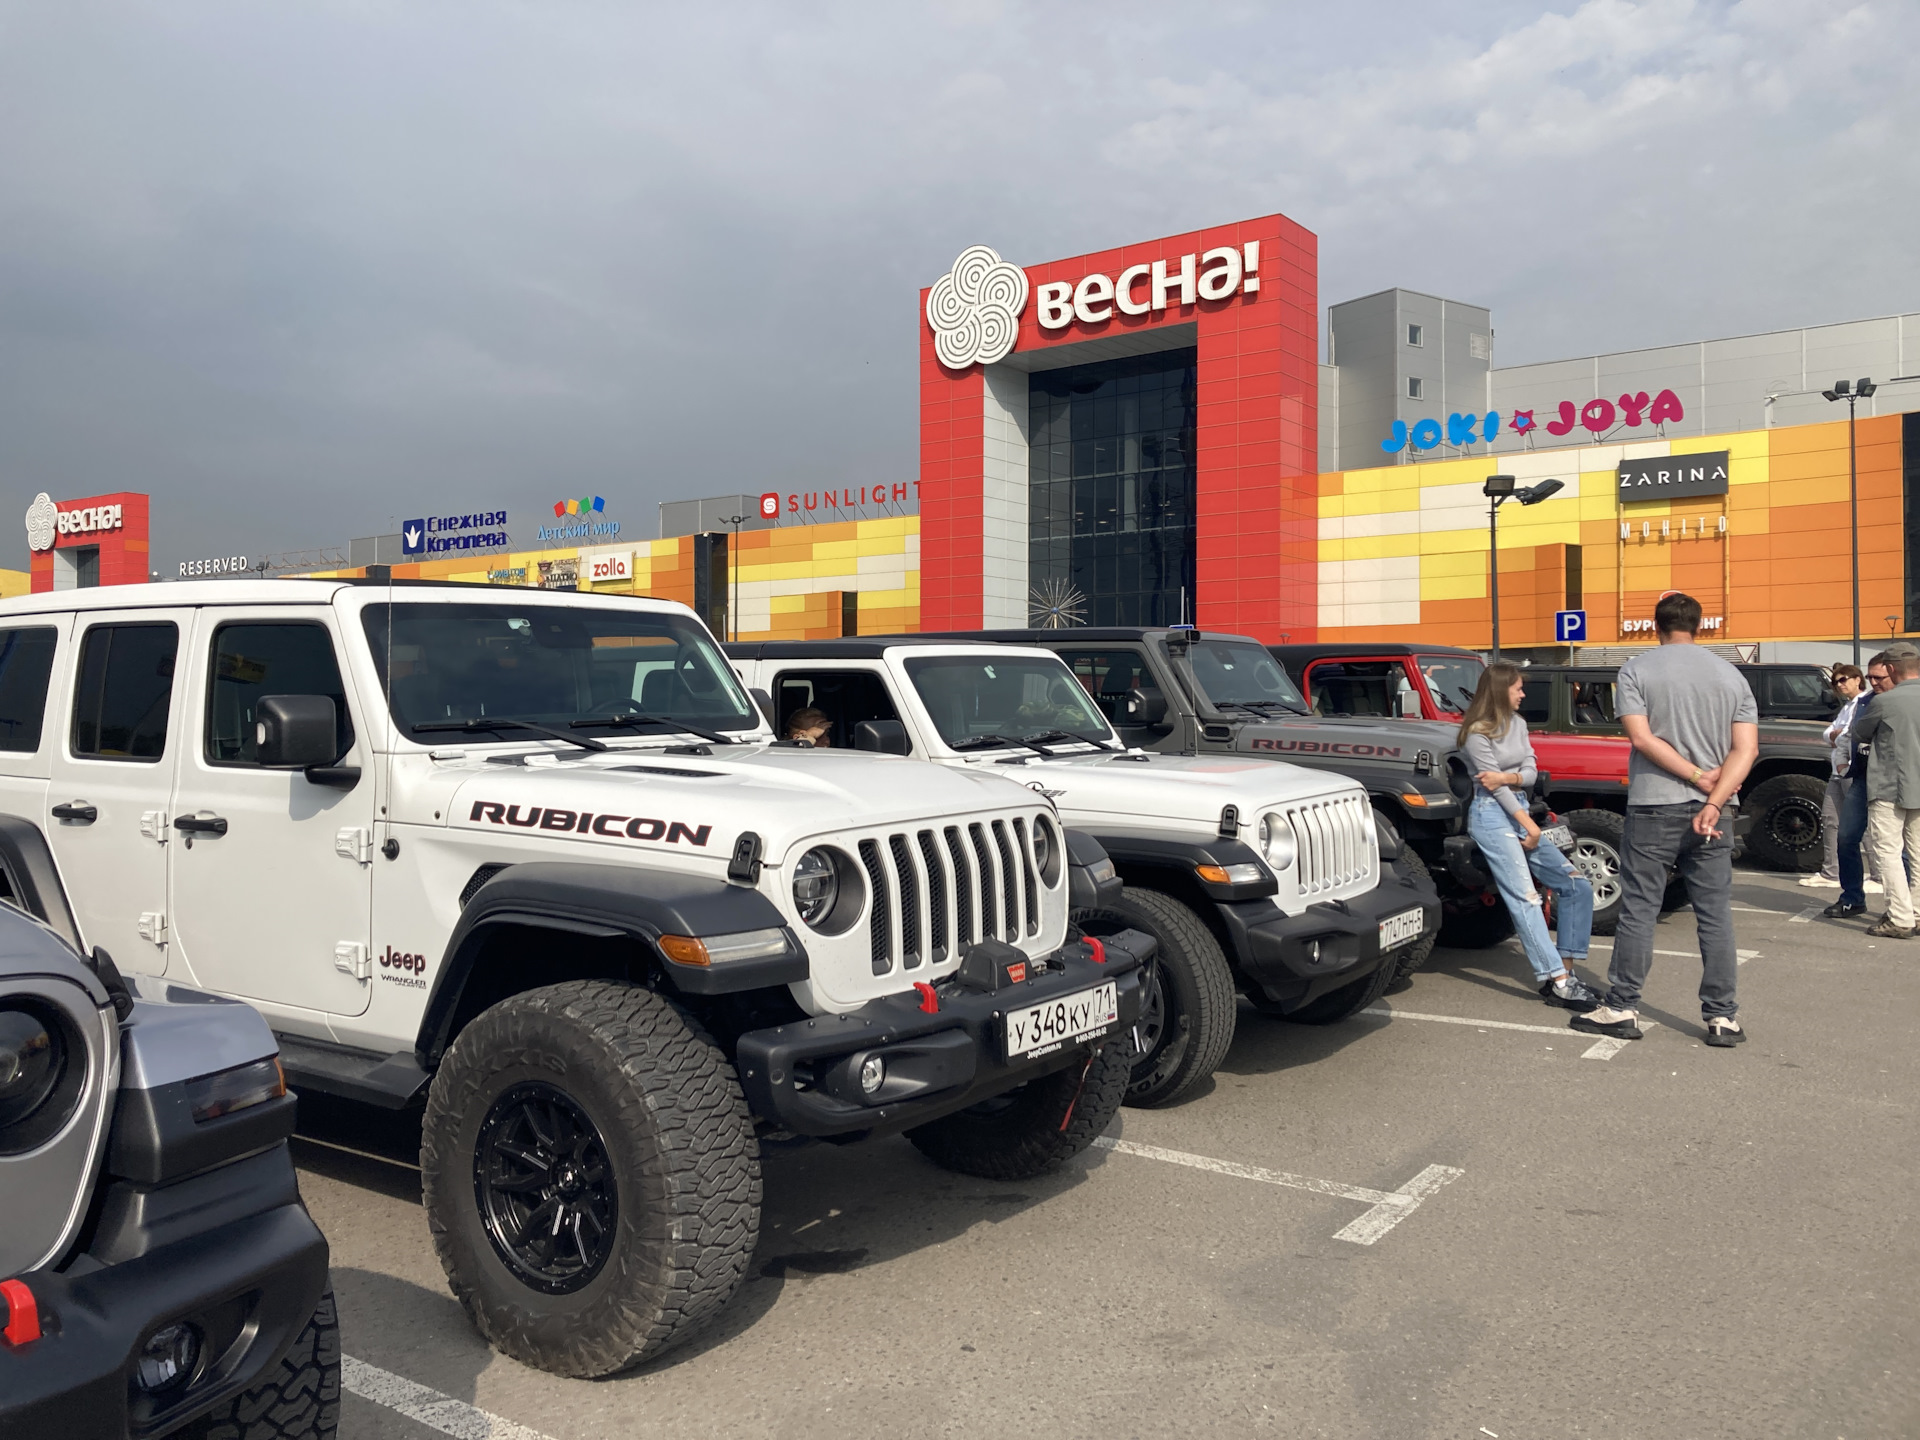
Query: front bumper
1219 856 1441 1010
0 1146 328 1440
737 934 1151 1140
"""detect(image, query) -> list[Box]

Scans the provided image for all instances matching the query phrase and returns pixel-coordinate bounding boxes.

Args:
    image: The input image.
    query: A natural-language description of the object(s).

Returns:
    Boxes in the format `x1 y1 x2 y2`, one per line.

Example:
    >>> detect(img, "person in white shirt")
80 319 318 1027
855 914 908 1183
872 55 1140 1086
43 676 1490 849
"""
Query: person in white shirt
1801 665 1881 893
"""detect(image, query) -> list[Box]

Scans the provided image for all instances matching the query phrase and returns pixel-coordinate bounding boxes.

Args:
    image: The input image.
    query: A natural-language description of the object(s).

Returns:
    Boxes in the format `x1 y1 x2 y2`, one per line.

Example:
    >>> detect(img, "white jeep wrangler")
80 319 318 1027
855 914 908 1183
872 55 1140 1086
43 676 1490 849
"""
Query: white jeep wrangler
728 639 1441 1107
0 581 1149 1378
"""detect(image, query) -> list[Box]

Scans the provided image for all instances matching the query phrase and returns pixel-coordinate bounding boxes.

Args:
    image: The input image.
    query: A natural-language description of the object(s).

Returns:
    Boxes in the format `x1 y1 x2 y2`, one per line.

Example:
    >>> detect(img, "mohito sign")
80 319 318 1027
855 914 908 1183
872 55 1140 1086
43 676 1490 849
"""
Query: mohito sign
1616 450 1730 502
1381 388 1688 455
925 243 1262 369
24 493 123 552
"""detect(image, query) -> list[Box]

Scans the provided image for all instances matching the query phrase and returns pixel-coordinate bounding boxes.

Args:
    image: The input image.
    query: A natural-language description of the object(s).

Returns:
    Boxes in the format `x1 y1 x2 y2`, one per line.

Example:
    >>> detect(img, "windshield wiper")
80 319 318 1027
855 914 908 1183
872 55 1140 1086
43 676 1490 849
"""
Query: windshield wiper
414 719 608 753
1023 728 1115 751
951 733 1057 756
570 713 737 745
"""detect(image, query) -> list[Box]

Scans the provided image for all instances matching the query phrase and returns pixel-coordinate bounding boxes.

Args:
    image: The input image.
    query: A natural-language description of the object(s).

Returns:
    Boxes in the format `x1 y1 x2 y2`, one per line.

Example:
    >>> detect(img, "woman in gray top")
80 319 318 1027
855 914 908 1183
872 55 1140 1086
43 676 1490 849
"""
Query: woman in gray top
1459 662 1602 1010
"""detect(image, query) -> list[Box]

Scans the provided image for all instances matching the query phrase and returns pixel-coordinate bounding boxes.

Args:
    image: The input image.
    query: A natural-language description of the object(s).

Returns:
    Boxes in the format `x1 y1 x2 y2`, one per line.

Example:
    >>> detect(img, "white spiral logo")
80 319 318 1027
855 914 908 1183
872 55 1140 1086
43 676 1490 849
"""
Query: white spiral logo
926 245 1028 369
23 492 56 552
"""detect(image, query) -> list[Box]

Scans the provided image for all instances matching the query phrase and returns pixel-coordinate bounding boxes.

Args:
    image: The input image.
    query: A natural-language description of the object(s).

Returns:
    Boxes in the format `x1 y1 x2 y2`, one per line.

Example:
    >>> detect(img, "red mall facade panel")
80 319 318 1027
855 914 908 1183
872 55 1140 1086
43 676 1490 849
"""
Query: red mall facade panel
26 491 150 593
918 214 1318 640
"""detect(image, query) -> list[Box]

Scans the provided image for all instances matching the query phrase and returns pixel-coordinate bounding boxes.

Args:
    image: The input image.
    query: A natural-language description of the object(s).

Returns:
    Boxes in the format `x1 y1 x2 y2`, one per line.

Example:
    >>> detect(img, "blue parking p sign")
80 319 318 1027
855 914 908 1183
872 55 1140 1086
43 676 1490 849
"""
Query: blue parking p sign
1555 609 1588 643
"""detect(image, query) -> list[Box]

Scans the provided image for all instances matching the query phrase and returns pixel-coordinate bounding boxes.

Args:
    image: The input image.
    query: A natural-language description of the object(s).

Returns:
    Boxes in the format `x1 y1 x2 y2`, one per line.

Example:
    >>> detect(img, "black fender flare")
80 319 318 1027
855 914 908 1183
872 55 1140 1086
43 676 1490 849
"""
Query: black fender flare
417 861 808 1063
0 813 83 952
1080 833 1279 903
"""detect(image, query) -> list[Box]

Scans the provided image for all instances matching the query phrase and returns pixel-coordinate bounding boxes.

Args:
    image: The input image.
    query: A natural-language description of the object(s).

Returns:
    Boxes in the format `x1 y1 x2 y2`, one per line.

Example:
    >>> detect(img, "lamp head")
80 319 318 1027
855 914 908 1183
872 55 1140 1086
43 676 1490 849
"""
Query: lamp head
1483 475 1516 499
1519 478 1565 506
1822 389 1839 402
1834 379 1852 396
1858 378 1877 398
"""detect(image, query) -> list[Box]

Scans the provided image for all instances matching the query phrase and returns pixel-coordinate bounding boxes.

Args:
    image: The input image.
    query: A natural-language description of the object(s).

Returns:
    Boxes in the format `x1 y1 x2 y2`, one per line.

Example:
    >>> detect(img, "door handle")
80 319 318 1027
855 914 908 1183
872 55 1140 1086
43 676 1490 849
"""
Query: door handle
173 814 229 836
51 802 98 824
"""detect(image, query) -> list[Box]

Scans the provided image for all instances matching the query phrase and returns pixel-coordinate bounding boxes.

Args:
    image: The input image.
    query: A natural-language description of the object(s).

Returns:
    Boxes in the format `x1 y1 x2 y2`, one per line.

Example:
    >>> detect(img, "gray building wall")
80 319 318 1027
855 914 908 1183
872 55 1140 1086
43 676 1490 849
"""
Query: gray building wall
1328 289 1492 470
1317 363 1340 474
658 494 779 540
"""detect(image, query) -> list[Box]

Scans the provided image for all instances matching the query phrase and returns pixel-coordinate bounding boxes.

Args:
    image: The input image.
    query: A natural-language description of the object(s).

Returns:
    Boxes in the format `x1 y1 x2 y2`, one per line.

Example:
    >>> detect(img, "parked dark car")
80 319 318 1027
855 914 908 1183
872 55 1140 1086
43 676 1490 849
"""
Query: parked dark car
1737 663 1839 722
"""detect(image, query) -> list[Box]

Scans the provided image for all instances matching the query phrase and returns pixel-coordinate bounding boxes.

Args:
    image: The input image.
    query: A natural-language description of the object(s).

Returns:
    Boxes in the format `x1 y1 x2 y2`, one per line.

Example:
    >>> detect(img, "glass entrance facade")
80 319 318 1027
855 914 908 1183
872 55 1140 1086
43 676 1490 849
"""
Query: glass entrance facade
1027 348 1197 627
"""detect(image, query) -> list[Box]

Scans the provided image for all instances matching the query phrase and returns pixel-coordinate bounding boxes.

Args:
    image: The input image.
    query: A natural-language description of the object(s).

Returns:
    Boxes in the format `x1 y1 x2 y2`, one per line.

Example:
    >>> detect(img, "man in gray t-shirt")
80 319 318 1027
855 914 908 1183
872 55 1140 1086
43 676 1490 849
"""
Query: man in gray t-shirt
1570 593 1759 1048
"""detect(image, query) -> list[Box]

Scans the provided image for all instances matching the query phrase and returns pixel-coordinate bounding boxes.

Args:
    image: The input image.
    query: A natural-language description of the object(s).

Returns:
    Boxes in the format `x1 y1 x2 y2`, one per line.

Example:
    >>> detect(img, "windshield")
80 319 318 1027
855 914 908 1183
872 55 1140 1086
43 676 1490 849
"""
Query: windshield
361 602 760 743
1418 654 1487 715
1186 640 1307 711
904 655 1115 748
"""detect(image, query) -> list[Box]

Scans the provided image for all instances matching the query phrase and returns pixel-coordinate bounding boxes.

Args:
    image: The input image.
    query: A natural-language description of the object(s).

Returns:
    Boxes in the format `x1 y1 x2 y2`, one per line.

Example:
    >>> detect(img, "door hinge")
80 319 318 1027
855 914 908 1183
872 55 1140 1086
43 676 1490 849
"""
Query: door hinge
335 827 373 864
137 911 167 943
333 941 371 981
140 810 168 843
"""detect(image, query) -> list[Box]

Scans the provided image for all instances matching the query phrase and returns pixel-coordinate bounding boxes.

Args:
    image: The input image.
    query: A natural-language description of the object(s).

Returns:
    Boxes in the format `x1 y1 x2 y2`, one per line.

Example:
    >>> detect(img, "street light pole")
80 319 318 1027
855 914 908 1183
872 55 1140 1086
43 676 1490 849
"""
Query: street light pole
1482 474 1562 660
720 514 747 643
1823 378 1876 668
1489 494 1501 659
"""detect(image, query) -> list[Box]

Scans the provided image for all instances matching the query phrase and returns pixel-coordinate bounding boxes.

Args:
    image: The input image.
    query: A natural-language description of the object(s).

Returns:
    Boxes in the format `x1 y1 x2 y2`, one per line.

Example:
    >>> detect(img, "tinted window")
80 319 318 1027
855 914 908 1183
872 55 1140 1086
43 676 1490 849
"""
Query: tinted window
1569 679 1617 724
1184 640 1306 712
71 623 177 761
1769 671 1829 706
770 670 901 750
903 655 1112 748
207 623 354 765
0 628 57 753
1306 660 1406 717
1519 679 1553 724
360 602 757 743
1055 647 1156 729
1418 655 1485 716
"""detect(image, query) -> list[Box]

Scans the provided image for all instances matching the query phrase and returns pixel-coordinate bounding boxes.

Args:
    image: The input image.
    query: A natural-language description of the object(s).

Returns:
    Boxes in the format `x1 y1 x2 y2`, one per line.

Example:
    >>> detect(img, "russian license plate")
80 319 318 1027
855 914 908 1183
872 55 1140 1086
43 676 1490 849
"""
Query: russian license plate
1004 982 1119 1060
1540 823 1575 852
1379 907 1425 951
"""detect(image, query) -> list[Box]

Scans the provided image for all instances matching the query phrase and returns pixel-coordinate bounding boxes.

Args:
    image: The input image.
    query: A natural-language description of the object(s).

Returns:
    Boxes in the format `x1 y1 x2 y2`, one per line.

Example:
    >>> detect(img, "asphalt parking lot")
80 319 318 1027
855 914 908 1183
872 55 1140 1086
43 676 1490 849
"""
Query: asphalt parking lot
294 866 1917 1440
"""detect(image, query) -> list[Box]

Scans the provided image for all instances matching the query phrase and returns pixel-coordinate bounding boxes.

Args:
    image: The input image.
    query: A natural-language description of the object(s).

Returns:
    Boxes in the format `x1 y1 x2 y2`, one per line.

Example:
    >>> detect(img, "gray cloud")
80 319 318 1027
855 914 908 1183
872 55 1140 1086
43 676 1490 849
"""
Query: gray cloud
0 1 1913 573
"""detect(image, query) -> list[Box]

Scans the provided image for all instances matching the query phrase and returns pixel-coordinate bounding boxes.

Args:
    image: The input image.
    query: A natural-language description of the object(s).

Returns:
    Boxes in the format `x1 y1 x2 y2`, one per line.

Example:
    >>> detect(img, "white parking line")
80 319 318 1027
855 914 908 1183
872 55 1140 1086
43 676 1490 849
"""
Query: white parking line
1092 1136 1462 1244
342 1356 555 1440
1790 904 1822 923
1360 1006 1658 1061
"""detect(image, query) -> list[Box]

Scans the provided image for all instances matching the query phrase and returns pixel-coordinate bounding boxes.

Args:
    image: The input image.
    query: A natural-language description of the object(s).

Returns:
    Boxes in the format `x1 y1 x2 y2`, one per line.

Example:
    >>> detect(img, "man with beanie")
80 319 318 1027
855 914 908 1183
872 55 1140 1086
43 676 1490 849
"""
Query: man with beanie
1572 592 1759 1048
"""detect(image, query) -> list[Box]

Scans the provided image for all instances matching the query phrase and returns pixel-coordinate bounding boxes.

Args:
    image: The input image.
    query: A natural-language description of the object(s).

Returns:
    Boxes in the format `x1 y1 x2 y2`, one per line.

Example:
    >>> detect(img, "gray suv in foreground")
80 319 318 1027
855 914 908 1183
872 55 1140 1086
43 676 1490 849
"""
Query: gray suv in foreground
0 900 336 1440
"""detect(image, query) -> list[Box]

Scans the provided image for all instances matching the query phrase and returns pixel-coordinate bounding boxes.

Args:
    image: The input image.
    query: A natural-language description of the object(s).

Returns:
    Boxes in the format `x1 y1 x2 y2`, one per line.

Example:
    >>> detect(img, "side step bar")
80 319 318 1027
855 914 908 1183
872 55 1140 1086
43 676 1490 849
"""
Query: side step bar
274 1032 430 1109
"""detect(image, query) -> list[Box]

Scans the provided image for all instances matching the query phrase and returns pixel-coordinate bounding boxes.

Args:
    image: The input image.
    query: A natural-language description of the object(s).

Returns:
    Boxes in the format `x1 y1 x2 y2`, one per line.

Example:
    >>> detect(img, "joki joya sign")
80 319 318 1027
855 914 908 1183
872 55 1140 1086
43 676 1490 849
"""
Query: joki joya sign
1381 389 1689 455
925 243 1263 369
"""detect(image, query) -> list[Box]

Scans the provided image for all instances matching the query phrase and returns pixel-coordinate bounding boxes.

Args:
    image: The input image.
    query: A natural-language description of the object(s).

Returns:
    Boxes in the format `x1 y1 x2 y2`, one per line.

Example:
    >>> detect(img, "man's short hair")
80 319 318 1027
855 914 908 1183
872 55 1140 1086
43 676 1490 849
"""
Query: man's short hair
1869 650 1893 671
1653 592 1702 635
1832 663 1862 684
1897 652 1920 679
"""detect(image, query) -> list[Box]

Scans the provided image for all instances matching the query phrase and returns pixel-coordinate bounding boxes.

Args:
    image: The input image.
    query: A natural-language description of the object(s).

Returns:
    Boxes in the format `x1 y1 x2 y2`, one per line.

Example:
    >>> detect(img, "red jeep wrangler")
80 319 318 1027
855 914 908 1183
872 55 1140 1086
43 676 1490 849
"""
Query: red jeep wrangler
1268 643 1633 939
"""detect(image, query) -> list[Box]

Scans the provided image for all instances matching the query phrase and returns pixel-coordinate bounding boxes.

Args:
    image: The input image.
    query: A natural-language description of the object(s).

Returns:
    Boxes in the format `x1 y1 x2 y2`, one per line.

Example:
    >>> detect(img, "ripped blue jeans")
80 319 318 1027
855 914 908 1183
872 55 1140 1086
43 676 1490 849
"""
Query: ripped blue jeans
1467 795 1594 983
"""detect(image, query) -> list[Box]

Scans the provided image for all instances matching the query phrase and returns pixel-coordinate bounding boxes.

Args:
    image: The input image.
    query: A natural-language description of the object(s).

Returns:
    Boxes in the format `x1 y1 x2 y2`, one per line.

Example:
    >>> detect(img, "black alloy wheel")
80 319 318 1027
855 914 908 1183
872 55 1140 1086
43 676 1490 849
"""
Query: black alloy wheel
1743 773 1827 872
474 1082 618 1294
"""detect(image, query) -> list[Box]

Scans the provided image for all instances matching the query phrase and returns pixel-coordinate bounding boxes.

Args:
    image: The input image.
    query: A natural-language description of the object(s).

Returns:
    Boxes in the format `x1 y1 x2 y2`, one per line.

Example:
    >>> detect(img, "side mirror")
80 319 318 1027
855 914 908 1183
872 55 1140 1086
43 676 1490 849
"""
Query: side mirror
255 695 340 768
854 719 910 755
750 687 777 729
1125 688 1169 728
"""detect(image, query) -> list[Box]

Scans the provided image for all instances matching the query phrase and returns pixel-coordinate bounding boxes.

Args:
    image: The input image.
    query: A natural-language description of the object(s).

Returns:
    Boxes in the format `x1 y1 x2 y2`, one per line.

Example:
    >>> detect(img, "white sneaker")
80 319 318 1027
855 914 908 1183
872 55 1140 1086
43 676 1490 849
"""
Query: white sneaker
1798 875 1841 888
1864 879 1886 894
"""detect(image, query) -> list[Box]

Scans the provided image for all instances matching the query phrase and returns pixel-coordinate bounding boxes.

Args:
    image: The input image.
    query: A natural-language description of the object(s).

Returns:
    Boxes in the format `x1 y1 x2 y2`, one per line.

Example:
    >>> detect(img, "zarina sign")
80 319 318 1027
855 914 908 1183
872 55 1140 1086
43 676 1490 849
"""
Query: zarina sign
1382 388 1688 455
1616 450 1730 501
924 242 1261 370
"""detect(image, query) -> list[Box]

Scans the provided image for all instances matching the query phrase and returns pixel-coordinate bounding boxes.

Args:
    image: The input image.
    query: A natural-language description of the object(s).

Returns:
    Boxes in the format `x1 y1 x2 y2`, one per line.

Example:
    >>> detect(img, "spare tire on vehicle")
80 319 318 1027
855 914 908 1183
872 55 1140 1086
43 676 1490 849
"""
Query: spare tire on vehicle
1564 809 1625 936
1741 773 1827 872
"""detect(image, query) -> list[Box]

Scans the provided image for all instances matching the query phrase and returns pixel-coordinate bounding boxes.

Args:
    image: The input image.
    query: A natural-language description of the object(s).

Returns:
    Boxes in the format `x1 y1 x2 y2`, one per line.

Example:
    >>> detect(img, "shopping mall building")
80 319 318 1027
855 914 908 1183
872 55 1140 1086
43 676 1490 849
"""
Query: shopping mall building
38 211 1919 659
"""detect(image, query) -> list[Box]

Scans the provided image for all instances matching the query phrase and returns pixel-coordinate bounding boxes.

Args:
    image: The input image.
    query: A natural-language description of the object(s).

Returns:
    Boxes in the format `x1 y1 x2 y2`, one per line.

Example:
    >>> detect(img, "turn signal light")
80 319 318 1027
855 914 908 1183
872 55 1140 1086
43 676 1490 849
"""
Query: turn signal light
187 1057 286 1124
1400 793 1429 807
659 928 792 968
659 935 710 966
1195 863 1266 885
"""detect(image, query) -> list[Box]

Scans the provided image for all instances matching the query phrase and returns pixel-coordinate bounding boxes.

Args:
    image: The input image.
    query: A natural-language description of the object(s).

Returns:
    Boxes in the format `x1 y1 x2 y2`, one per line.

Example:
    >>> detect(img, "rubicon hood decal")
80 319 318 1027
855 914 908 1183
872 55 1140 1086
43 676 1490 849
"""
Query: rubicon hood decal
467 801 711 848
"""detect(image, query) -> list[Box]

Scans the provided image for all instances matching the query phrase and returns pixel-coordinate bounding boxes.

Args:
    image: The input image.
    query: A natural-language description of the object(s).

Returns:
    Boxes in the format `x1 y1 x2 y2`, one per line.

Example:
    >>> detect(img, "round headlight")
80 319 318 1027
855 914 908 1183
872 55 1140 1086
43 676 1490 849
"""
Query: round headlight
0 1001 82 1156
1260 813 1298 870
1031 816 1058 884
792 847 840 928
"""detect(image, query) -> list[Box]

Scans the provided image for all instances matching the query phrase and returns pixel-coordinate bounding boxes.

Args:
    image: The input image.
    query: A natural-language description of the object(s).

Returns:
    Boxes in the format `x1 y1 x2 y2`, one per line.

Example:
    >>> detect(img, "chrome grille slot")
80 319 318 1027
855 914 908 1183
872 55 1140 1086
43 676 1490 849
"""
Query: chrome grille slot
1012 817 1039 936
1284 793 1375 897
968 823 998 939
944 826 974 946
859 839 891 974
889 834 923 969
917 830 950 963
991 820 1020 940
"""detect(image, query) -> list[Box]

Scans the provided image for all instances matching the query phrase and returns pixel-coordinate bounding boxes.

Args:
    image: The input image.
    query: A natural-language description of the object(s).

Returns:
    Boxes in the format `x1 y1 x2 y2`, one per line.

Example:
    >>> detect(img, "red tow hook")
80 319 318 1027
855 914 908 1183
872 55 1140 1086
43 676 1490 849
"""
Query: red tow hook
1085 936 1107 965
912 981 939 1014
0 1278 40 1346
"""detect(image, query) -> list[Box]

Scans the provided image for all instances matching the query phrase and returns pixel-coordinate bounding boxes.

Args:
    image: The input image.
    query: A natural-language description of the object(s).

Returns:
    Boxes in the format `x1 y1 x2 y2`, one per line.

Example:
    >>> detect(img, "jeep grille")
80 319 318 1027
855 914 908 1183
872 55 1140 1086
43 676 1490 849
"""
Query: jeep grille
1283 792 1376 896
859 817 1043 975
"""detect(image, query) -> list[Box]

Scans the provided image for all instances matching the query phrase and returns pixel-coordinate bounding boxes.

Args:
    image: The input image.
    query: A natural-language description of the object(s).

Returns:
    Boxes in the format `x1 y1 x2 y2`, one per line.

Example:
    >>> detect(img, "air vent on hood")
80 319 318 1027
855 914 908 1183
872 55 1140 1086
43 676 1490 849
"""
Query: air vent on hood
608 765 723 779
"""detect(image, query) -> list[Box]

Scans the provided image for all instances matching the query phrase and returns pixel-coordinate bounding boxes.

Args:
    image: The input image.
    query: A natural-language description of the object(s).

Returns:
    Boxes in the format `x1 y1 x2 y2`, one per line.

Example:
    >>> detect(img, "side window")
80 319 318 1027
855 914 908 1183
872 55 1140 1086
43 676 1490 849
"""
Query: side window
1307 661 1400 717
1568 679 1615 724
771 670 901 749
0 627 58 753
206 623 354 765
1518 679 1552 724
1054 648 1151 728
71 623 178 761
1771 671 1826 707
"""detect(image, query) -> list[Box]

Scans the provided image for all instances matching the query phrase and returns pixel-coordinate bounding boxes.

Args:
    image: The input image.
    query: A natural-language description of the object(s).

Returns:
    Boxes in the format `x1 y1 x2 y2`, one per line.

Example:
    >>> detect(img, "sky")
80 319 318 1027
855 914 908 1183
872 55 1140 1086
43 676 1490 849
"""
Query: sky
0 0 1914 574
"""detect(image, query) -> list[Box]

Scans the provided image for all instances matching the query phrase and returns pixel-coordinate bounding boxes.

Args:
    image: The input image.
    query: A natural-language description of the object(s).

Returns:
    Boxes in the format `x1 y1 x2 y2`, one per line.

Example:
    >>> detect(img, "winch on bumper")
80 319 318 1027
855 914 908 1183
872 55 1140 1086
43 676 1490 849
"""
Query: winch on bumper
736 932 1152 1140
1216 856 1441 1010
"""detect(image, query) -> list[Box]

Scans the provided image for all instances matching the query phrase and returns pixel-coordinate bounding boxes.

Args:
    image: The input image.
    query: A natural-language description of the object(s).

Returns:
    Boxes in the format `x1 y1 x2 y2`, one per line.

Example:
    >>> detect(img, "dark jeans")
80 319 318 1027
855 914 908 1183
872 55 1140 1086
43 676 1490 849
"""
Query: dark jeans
1837 771 1870 907
1606 803 1739 1020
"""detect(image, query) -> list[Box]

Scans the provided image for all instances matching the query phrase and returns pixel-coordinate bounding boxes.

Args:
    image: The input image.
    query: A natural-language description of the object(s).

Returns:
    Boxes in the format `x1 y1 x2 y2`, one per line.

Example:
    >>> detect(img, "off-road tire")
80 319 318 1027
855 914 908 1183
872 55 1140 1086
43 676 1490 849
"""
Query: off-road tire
1565 809 1625 936
1077 886 1235 1108
180 1288 341 1440
905 1040 1131 1180
1439 892 1516 948
1743 773 1827 872
1254 937 1399 1025
421 981 760 1378
1388 848 1440 980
